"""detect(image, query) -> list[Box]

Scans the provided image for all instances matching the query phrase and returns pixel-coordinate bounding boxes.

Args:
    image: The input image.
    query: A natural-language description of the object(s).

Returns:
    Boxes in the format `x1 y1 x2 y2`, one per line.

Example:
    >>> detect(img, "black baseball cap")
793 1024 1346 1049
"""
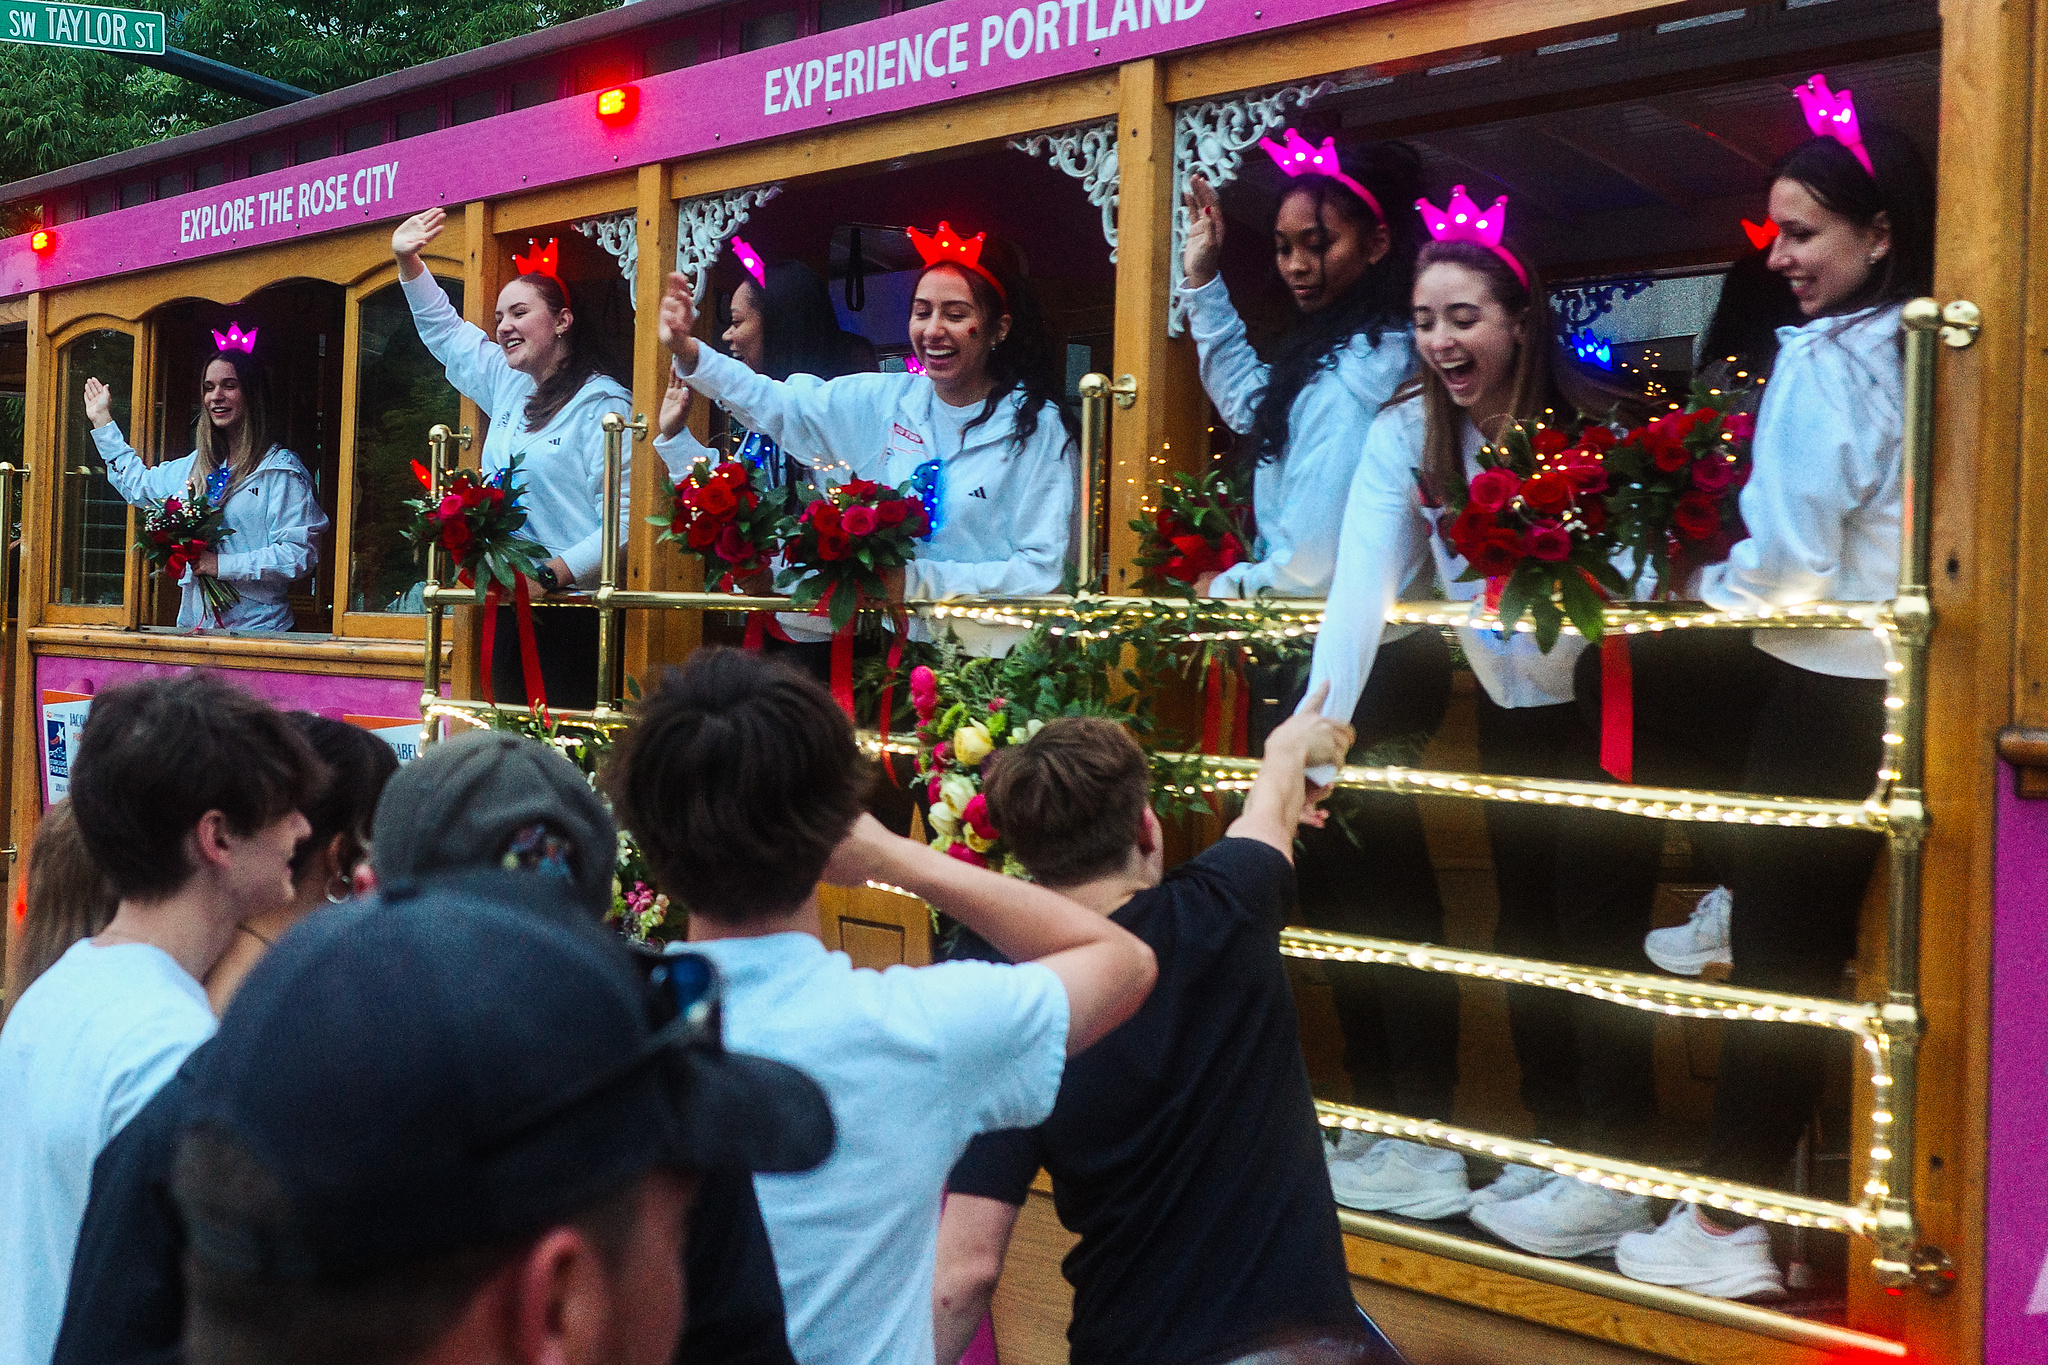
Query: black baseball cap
176 873 833 1281
372 730 617 916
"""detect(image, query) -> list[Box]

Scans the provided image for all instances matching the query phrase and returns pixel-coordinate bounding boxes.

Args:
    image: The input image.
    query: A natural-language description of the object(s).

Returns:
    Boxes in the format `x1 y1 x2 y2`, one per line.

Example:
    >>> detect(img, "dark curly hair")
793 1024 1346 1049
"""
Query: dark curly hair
1245 141 1424 471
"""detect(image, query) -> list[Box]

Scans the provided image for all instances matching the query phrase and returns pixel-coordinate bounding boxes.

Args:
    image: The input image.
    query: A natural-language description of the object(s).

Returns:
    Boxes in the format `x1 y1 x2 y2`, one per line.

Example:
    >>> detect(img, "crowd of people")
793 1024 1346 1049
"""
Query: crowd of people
3 65 1933 1365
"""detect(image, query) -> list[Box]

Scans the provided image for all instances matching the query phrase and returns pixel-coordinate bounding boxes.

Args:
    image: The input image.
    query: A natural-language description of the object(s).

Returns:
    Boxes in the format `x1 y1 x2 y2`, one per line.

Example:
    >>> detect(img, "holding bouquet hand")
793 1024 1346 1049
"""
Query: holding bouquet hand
1129 470 1251 593
137 490 239 621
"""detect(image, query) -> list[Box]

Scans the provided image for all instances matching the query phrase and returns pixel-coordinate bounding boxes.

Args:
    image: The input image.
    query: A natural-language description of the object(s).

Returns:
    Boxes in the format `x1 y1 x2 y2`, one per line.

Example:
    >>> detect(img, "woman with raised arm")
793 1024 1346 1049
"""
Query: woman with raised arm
83 344 326 632
1304 191 1661 1256
654 223 1074 657
1605 81 1936 1301
1180 135 1462 1179
390 208 631 708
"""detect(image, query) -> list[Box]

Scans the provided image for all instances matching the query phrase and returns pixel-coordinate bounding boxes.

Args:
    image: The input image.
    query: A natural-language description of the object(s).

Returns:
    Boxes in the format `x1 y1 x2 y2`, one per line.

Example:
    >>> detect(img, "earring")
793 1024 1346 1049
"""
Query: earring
325 871 352 904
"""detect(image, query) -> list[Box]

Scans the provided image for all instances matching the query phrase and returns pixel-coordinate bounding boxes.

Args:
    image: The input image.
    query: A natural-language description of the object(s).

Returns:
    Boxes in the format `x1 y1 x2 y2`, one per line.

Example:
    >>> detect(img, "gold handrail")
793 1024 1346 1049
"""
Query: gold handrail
417 423 470 748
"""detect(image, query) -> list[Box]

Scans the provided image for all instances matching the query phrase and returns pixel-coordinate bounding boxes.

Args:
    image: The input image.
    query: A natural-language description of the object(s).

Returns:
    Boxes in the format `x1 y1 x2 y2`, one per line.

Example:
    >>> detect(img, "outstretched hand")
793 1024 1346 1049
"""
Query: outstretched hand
391 209 446 280
81 377 114 430
658 371 694 440
1181 174 1224 288
657 272 702 371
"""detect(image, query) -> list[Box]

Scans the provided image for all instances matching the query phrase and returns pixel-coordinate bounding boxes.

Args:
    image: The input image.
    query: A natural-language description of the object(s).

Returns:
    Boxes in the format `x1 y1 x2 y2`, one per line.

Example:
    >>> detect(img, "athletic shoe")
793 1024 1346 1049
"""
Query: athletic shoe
1325 1128 1380 1165
1468 1175 1654 1257
1329 1138 1472 1219
1616 1203 1787 1300
1646 887 1733 976
1468 1162 1555 1209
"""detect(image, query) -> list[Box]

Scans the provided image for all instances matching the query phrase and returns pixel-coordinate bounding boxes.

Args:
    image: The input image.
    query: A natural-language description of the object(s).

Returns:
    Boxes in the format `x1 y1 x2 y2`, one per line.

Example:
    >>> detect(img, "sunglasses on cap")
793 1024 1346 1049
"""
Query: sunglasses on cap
472 945 722 1158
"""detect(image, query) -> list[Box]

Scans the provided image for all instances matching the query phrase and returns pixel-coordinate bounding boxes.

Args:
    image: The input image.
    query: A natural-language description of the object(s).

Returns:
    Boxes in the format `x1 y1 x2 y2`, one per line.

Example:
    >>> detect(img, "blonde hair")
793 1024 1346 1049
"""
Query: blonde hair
189 351 272 501
3 801 118 1021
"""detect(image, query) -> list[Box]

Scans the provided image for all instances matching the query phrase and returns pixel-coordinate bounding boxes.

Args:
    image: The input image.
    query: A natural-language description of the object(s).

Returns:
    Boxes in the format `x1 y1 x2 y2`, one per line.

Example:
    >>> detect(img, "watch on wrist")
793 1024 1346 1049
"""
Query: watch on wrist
536 563 561 593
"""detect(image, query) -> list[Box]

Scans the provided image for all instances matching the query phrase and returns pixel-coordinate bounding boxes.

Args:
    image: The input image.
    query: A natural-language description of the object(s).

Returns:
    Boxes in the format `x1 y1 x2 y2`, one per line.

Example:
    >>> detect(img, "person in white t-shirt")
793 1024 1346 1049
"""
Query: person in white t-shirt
0 673 322 1365
604 648 1156 1365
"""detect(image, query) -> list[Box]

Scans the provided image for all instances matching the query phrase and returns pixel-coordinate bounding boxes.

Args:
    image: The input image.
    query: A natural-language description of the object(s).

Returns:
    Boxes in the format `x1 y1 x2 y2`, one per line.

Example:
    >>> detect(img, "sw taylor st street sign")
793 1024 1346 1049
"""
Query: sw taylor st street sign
2 0 164 55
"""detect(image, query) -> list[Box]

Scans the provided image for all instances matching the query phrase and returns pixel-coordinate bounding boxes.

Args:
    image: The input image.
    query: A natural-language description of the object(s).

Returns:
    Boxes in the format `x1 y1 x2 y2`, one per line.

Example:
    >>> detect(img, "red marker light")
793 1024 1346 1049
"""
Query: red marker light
595 85 638 124
29 229 53 255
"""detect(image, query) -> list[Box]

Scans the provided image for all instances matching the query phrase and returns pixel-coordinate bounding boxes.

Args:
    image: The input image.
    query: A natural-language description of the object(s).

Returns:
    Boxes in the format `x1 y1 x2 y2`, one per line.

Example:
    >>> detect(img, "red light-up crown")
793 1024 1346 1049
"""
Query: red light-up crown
211 322 258 354
1416 185 1526 287
1793 73 1871 175
514 237 560 282
1741 217 1779 251
907 221 1006 302
1256 128 1383 224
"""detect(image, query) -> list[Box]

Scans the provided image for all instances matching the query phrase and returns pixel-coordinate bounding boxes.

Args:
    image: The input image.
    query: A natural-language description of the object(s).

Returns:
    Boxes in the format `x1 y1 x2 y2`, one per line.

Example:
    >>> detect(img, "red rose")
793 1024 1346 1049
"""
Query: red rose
1163 533 1216 583
1578 425 1616 453
877 499 909 527
1532 427 1569 456
1215 532 1245 571
1443 507 1494 558
1519 473 1572 515
163 497 182 513
716 462 748 487
441 520 472 556
697 482 738 516
438 492 465 519
904 504 931 536
1723 412 1757 440
1691 458 1739 495
1524 524 1572 562
150 529 171 545
686 516 719 551
809 504 842 535
1578 499 1609 533
945 842 990 869
843 478 880 502
1673 493 1721 541
817 529 852 561
716 524 755 565
1648 435 1690 473
1466 529 1523 577
1467 468 1520 513
842 505 879 536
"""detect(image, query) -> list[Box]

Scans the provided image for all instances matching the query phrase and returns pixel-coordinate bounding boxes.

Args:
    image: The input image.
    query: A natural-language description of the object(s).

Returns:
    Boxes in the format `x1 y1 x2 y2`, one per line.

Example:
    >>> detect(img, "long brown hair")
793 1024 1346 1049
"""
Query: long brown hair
190 350 273 501
2 801 118 1021
1405 239 1640 501
508 273 619 432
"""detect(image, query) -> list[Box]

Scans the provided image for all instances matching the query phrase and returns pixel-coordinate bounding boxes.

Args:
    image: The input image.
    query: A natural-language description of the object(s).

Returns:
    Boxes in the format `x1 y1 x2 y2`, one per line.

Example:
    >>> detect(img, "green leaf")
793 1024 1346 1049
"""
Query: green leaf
1557 570 1607 644
1530 595 1563 652
1495 570 1537 639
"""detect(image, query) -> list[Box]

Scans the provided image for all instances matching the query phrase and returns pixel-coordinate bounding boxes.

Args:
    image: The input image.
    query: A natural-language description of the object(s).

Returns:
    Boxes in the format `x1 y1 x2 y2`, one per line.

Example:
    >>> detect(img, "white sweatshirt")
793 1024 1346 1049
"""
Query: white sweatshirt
1699 304 1905 680
1306 396 1589 727
95 425 327 631
401 271 631 587
1180 275 1415 598
675 346 1075 654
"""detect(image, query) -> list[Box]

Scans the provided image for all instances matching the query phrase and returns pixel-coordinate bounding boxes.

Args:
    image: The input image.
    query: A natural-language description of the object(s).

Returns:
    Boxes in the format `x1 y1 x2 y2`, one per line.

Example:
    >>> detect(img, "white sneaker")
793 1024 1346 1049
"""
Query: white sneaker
1646 887 1733 976
1329 1138 1472 1219
1469 1163 1555 1208
1616 1203 1787 1300
1325 1129 1380 1165
1468 1175 1654 1257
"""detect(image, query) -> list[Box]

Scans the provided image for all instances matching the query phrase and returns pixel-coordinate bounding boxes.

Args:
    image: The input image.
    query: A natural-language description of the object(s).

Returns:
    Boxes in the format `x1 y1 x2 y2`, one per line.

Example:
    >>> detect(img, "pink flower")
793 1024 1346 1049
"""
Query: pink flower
962 793 999 840
1723 412 1756 440
945 842 989 868
438 493 465 519
1468 468 1520 513
910 665 938 721
1691 459 1739 495
933 742 952 767
841 504 880 536
927 773 944 807
1524 524 1572 562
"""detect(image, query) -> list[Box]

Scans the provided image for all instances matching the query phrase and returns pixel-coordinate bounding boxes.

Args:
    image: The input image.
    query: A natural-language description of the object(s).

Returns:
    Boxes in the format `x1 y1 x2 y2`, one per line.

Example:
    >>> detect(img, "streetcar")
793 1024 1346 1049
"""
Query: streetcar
0 0 2034 1360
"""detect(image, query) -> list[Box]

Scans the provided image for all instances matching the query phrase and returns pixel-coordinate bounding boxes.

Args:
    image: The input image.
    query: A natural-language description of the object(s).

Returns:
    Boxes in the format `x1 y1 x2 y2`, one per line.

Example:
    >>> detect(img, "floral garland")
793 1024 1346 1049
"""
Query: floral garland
1600 383 1757 595
1128 468 1252 592
1435 420 1624 649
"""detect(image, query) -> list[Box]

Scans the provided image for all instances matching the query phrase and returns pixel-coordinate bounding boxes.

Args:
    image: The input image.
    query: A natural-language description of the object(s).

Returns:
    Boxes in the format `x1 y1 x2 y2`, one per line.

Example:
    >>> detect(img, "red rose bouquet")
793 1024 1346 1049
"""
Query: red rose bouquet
1129 469 1252 592
1599 384 1756 595
406 453 550 602
137 489 238 619
1437 420 1625 649
653 457 789 590
778 477 928 630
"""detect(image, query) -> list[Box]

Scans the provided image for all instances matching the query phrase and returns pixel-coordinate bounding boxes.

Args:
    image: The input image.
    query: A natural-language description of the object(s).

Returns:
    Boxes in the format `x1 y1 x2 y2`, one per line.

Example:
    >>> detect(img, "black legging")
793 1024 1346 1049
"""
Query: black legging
1573 635 1884 1184
489 604 601 711
1251 629 1459 1121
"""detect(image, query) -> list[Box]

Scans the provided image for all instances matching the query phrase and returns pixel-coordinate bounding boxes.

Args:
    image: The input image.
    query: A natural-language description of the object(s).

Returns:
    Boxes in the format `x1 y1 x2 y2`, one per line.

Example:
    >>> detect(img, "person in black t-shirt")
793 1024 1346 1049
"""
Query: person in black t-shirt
935 688 1406 1365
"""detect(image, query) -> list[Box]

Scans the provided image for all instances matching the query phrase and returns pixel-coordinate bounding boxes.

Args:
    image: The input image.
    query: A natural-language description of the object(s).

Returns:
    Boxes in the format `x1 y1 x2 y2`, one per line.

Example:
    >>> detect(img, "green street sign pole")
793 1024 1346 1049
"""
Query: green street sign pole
1 0 165 55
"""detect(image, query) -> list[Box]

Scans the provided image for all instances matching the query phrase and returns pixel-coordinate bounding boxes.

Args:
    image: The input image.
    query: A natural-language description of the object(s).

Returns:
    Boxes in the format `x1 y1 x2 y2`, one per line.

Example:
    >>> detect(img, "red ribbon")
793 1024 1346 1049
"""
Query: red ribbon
742 612 768 651
1599 634 1633 783
1483 575 1505 612
830 627 856 717
875 618 906 786
478 577 549 718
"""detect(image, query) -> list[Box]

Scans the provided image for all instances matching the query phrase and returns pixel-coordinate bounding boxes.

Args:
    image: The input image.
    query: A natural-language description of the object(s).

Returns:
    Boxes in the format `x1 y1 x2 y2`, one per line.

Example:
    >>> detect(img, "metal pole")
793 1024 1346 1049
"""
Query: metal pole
594 412 647 717
1076 373 1108 592
417 425 469 747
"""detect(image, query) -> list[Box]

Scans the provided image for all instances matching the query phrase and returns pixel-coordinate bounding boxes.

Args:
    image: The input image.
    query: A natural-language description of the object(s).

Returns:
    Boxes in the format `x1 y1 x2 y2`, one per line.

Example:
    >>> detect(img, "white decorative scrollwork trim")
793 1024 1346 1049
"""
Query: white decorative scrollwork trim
572 212 638 309
1009 119 1120 262
1169 82 1332 335
674 184 783 300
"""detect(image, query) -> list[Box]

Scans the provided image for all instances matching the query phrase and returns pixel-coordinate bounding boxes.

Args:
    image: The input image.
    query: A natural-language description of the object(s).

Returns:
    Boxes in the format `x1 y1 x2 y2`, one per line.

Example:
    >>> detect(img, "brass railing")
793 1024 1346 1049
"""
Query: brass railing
418 308 1955 1297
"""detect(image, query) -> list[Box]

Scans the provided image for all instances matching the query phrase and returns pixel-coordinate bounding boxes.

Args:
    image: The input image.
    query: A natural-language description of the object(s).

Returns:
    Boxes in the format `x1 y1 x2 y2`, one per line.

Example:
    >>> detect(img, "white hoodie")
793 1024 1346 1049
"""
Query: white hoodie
1180 274 1416 598
1306 396 1589 727
675 346 1074 654
401 271 632 586
95 425 327 631
1698 303 1905 680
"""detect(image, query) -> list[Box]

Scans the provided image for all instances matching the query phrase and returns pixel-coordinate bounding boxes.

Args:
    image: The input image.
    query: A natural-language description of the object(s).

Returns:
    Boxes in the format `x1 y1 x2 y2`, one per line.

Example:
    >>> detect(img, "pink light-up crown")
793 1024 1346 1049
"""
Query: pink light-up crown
211 322 257 354
1256 128 1384 224
1415 185 1527 287
730 237 767 289
1792 73 1872 175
